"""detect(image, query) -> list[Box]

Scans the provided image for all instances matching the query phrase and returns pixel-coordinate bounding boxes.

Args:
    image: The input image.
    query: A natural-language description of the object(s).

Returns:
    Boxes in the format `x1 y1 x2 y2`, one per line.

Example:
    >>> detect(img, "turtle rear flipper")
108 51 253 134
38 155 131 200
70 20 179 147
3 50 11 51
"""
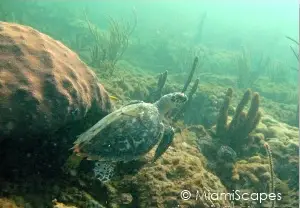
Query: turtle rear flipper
93 161 116 183
152 126 175 162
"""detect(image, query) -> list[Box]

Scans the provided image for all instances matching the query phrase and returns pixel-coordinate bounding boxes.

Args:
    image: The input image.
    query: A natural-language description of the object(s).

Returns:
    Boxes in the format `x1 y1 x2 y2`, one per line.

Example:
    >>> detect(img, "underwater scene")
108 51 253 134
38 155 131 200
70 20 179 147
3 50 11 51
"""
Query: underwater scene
0 0 298 207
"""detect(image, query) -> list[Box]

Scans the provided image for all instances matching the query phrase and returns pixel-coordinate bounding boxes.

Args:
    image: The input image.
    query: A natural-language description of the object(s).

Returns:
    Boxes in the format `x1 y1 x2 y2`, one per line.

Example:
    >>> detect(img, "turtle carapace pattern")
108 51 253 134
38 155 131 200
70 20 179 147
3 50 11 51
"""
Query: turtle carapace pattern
72 92 188 163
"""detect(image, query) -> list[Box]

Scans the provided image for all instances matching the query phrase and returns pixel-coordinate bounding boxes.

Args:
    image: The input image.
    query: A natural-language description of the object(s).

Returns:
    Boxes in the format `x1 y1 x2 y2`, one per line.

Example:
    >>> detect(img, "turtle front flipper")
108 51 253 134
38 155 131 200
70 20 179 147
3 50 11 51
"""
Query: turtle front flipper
152 125 175 162
121 106 145 118
122 100 144 107
62 153 84 176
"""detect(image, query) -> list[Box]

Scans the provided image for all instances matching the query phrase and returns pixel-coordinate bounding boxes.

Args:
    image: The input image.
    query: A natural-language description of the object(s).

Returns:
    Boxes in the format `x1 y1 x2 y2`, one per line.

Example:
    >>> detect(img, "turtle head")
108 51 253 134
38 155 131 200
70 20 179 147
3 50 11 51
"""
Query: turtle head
168 92 188 108
155 92 188 115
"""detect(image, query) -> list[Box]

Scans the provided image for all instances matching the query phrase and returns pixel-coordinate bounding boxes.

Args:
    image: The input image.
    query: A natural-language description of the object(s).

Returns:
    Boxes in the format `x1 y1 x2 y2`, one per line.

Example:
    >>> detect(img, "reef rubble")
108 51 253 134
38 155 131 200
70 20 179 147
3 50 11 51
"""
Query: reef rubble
0 22 298 208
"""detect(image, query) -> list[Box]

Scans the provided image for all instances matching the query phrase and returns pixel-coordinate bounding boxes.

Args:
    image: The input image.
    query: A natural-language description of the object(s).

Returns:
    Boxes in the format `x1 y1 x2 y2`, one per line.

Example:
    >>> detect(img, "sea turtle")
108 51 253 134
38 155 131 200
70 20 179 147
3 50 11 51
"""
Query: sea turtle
65 92 187 182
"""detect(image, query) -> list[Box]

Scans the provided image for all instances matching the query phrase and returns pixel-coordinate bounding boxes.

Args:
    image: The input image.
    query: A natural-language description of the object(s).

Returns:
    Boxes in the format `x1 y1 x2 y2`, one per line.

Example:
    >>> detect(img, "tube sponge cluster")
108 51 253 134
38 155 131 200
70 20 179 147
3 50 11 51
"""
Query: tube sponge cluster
216 88 262 155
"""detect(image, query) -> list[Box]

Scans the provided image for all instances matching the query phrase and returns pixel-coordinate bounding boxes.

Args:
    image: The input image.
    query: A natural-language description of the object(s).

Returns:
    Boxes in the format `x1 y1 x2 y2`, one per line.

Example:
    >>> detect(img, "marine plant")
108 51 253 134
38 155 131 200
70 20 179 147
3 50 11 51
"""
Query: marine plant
84 9 137 75
285 36 299 127
66 32 90 54
236 46 269 88
267 60 290 83
286 36 299 64
215 88 262 155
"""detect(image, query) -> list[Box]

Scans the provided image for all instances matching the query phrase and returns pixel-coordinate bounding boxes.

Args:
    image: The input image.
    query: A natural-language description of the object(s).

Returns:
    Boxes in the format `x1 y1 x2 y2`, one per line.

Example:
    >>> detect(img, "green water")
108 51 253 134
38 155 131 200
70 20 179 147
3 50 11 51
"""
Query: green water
0 1 298 207
1 0 298 71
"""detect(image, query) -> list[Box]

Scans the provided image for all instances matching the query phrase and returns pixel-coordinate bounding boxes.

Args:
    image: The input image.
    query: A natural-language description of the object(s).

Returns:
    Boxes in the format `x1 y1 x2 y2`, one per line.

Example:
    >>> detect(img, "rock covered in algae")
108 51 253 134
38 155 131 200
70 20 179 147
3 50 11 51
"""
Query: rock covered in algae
0 21 112 139
253 115 299 189
232 156 271 187
53 200 77 208
231 155 298 208
0 197 20 208
106 132 231 208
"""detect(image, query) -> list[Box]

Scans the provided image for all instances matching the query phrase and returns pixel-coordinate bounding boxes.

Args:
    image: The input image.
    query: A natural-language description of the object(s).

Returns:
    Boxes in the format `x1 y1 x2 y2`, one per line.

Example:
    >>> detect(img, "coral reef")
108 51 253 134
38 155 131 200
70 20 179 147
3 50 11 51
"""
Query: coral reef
231 155 298 208
0 198 19 208
232 156 270 191
0 21 112 140
0 127 231 208
0 7 298 207
254 115 299 190
106 133 230 208
0 175 107 208
170 72 297 126
94 63 298 206
231 156 274 207
53 200 77 208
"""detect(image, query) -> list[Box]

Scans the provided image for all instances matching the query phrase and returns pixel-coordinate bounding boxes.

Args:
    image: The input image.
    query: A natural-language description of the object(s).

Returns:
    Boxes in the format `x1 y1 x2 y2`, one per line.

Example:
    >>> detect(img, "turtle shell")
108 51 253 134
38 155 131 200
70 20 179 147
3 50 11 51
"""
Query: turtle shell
75 102 164 162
